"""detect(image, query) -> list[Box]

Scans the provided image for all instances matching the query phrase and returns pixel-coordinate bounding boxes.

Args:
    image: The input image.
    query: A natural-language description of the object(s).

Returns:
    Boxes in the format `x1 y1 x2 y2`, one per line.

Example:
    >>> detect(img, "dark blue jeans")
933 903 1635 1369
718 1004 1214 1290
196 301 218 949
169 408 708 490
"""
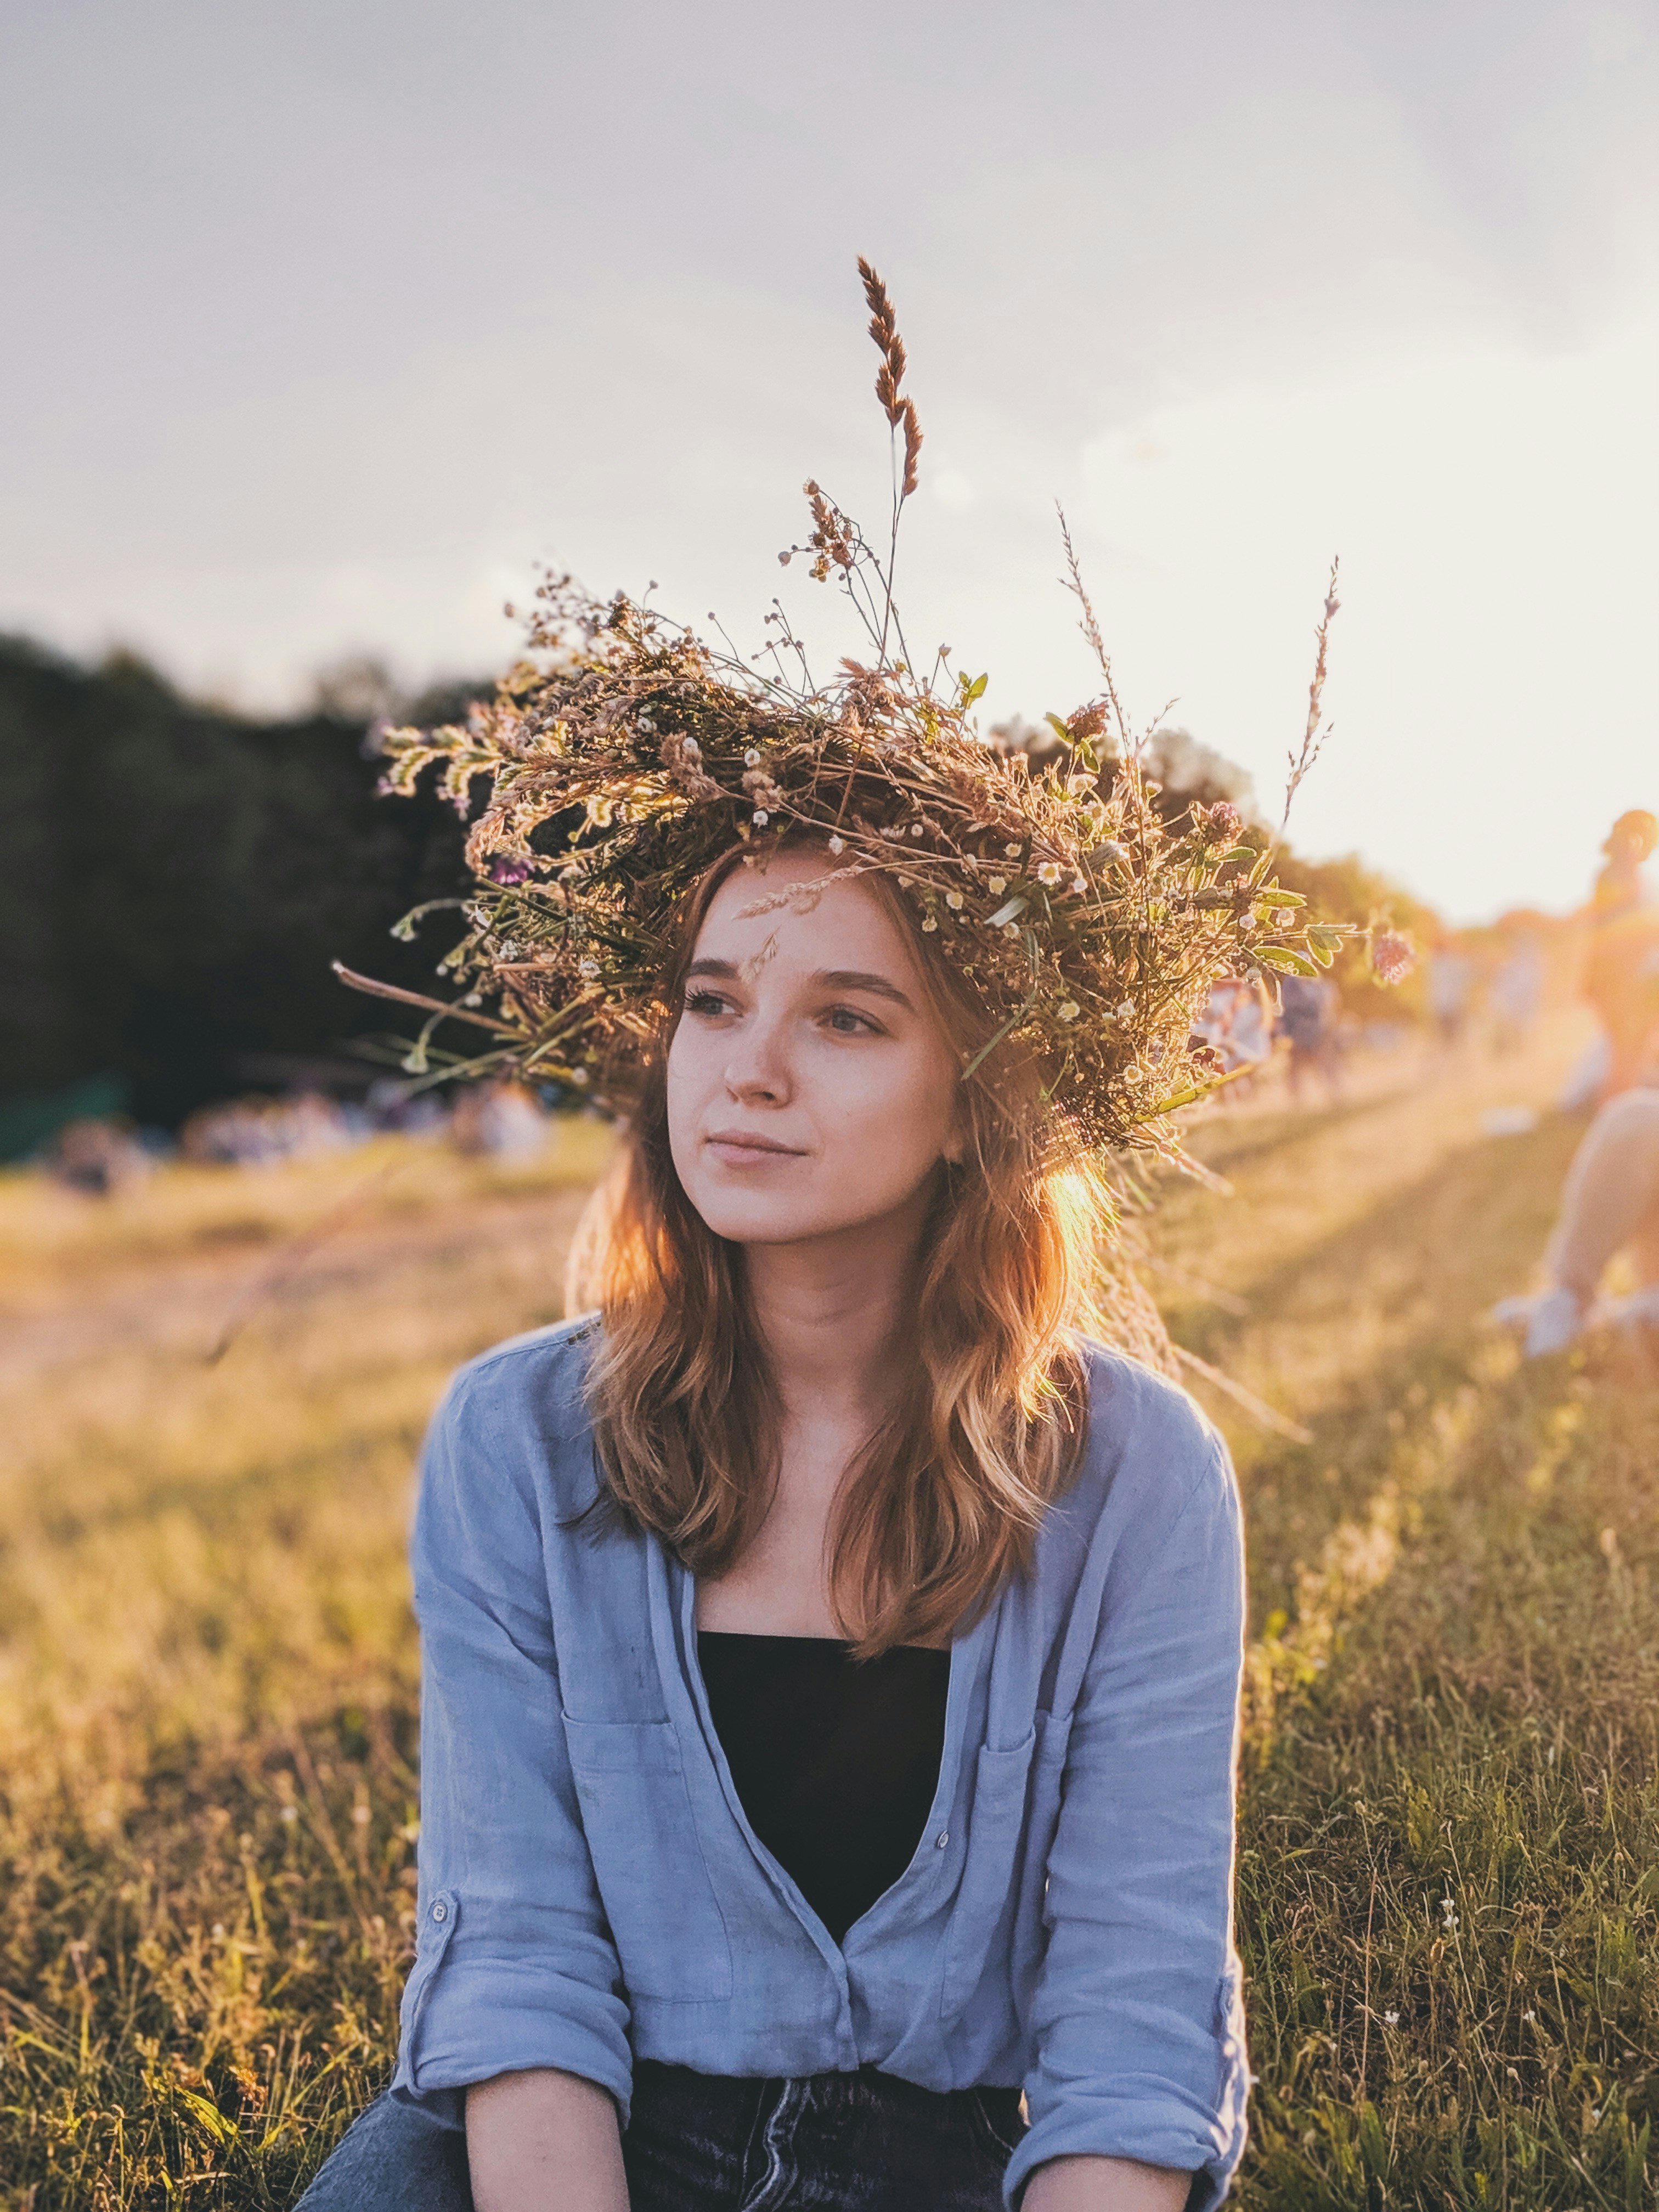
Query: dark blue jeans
295 2060 1024 2209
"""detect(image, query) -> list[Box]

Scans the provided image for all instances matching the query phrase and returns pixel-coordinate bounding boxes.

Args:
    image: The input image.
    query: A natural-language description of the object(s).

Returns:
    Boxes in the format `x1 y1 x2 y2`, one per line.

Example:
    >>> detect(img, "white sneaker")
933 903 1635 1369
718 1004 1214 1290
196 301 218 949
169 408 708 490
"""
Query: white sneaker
1596 1285 1659 1335
1491 1286 1585 1357
1524 1286 1585 1356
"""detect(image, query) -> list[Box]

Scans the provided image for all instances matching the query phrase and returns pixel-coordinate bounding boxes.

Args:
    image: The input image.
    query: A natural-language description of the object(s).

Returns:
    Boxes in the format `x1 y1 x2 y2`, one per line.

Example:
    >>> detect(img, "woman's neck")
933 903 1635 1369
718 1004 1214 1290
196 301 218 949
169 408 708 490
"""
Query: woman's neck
697 1200 929 1639
741 1195 926 1431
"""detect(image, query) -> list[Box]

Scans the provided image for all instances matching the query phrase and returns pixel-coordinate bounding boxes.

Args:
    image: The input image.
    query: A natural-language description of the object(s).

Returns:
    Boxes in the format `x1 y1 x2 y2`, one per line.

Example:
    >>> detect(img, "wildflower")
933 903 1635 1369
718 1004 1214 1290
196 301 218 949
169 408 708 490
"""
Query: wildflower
1372 928 1415 985
578 958 601 980
1005 842 1022 859
569 1066 590 1086
945 890 963 909
1116 1000 1135 1020
681 736 701 758
988 876 1007 895
1383 2010 1400 2028
1056 1000 1080 1022
827 834 845 855
1440 1895 1459 1931
744 748 761 766
1071 876 1087 894
1523 2009 1536 2023
489 855 531 886
1037 861 1062 887
1207 802 1242 840
754 809 769 825
921 916 938 932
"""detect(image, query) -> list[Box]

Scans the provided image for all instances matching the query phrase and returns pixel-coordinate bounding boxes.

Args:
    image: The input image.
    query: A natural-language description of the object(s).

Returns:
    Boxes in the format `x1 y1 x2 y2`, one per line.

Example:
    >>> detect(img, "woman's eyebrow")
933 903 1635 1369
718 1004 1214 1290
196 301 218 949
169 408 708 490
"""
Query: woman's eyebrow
815 968 916 1011
684 957 740 982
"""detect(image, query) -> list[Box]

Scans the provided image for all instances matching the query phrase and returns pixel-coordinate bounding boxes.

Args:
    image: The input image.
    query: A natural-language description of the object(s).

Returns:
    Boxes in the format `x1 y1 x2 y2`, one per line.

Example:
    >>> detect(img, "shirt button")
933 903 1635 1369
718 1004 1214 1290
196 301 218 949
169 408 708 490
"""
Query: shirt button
934 1831 950 1849
431 1901 448 1922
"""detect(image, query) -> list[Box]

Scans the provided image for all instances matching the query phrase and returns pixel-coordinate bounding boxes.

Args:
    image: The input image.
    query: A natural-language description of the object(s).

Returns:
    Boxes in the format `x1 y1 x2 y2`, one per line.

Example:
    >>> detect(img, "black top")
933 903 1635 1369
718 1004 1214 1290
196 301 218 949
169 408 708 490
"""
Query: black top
697 1632 951 1944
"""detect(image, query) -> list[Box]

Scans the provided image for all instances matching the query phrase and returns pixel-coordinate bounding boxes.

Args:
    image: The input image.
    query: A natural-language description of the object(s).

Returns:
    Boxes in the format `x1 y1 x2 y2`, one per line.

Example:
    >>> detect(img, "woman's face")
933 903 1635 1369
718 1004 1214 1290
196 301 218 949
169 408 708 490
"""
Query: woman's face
667 848 962 1249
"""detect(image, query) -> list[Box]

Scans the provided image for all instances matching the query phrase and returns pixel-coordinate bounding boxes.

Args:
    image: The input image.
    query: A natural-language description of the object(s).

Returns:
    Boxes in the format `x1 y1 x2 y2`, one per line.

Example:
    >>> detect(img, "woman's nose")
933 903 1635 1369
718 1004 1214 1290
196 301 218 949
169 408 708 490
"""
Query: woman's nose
722 1015 792 1105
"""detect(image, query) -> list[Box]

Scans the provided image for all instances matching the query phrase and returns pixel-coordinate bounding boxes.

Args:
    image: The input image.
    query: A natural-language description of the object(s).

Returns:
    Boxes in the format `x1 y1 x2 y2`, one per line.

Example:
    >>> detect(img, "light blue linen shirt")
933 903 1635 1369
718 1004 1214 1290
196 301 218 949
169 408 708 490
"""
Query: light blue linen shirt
391 1320 1250 2209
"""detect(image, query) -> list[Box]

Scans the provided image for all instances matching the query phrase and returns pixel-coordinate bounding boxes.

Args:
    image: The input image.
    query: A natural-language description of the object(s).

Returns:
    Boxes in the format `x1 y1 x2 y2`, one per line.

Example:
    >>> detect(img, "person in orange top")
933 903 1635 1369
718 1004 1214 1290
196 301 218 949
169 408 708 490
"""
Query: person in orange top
1493 812 1659 1357
1583 810 1659 1098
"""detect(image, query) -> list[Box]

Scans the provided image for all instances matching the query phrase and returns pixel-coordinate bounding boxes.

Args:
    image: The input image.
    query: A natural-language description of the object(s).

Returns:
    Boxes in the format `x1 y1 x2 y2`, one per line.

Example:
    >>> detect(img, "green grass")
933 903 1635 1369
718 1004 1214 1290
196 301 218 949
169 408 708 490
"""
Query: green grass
1159 1073 1659 2211
1 1046 1655 2208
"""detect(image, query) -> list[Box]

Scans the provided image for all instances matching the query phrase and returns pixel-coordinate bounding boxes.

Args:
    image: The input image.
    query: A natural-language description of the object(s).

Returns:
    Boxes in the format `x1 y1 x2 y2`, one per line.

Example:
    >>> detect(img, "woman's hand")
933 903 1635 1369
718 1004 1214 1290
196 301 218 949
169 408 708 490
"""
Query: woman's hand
466 2068 629 2212
1024 2153 1191 2211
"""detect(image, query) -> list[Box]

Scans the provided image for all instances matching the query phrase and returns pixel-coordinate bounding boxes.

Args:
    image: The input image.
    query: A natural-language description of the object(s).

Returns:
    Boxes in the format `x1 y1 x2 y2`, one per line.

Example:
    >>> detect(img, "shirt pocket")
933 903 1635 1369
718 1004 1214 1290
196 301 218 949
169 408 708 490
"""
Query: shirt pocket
562 1715 734 2003
941 1725 1037 2019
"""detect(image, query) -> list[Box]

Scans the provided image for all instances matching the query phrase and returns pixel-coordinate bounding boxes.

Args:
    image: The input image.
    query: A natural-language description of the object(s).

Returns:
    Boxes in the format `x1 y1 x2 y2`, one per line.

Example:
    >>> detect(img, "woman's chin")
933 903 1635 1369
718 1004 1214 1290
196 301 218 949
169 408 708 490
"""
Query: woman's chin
696 1204 843 1248
689 1193 898 1251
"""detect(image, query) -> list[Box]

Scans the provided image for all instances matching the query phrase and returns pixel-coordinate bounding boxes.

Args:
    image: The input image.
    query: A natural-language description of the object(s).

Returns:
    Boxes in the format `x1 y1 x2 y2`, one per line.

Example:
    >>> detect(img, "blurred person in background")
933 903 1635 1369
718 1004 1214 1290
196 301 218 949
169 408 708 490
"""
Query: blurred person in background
1492 1079 1659 1355
449 1079 549 1162
1426 940 1476 1054
1275 974 1342 1104
1494 815 1659 1354
1487 929 1545 1058
181 1091 357 1168
43 1116 152 1198
1582 809 1659 1099
1192 973 1274 1101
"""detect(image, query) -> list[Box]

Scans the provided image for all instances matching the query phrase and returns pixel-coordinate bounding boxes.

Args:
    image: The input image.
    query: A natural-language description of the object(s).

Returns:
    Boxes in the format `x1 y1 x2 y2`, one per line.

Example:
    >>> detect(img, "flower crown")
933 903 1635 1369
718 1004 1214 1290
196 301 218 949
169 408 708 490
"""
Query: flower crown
338 262 1347 1160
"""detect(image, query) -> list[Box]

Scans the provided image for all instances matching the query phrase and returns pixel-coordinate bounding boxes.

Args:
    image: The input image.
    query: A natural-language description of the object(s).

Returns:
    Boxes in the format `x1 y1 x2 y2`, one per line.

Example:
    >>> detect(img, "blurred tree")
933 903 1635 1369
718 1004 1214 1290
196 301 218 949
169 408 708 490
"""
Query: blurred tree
0 636 493 1130
1139 725 1260 823
308 654 404 726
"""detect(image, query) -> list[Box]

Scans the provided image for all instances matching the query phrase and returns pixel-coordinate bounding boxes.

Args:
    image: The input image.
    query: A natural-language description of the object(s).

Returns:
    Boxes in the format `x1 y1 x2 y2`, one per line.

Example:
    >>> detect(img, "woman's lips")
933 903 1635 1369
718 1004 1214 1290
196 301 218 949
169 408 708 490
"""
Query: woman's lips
703 1129 806 1165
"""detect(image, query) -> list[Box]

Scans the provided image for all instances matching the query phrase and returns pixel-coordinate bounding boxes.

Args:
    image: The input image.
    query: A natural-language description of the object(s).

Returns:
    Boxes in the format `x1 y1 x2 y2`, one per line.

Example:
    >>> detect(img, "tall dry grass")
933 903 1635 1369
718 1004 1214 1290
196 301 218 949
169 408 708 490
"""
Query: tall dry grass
1159 1040 1659 2209
0 1127 610 2207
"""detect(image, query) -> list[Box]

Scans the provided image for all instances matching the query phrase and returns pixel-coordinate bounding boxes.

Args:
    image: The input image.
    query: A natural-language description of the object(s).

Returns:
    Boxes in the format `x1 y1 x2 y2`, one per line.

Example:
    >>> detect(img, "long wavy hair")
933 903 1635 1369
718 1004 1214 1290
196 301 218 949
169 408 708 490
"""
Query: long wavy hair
581 843 1116 1655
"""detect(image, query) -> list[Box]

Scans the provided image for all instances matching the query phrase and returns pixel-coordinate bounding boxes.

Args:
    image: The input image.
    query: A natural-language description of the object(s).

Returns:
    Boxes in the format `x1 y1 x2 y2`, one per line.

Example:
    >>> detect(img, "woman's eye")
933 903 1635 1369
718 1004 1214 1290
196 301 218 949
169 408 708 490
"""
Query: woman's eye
823 1005 880 1036
684 989 732 1018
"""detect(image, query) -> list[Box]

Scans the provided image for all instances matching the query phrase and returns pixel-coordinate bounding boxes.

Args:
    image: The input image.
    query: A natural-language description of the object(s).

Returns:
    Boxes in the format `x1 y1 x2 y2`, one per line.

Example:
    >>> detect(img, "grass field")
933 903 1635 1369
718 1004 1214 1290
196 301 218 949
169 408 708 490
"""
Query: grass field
1 1032 1655 2210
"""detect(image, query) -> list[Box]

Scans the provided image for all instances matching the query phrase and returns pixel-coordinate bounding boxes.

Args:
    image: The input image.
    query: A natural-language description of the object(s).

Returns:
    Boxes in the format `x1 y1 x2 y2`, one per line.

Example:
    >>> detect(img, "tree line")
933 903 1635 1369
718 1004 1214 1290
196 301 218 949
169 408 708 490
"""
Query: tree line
0 636 482 1146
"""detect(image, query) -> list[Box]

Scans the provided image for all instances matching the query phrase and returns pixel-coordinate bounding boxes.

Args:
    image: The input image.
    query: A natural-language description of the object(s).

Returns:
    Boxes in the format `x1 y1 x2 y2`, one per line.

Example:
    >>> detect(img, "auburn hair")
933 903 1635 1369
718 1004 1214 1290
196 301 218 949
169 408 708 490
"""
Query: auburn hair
580 843 1111 1656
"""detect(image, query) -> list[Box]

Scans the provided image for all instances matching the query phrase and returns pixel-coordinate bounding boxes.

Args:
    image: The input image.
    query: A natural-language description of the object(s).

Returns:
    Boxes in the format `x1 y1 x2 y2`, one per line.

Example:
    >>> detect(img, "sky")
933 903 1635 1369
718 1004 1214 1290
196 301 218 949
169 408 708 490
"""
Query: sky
2 0 1656 921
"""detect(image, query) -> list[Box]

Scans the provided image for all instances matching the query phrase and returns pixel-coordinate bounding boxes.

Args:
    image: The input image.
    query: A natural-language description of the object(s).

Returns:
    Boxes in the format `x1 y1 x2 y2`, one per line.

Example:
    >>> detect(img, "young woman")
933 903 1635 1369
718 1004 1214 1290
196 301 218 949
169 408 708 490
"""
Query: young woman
300 837 1250 2212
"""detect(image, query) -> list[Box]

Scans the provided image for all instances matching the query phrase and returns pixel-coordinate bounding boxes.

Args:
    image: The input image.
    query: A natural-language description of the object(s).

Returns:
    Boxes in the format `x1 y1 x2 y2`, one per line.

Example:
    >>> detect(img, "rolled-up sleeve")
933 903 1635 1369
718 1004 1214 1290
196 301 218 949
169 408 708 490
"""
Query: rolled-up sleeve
391 1369 633 2124
1004 1431 1249 2210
